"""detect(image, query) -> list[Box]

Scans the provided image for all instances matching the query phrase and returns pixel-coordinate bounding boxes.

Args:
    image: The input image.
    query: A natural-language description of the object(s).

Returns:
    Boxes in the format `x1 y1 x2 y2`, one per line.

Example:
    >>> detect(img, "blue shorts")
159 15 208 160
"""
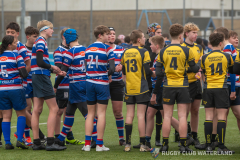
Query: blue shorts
86 82 111 102
24 83 33 99
0 89 27 110
69 81 86 104
228 85 240 106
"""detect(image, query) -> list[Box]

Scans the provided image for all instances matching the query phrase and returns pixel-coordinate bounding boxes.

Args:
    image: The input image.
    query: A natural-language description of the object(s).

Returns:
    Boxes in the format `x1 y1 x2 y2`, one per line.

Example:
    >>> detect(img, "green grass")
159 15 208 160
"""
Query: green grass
0 75 239 160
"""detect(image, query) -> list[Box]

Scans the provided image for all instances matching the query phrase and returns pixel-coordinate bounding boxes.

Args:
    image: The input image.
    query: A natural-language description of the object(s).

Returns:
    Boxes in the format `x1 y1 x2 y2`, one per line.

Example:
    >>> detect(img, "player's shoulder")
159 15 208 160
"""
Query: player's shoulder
194 43 203 51
115 45 124 50
36 36 46 44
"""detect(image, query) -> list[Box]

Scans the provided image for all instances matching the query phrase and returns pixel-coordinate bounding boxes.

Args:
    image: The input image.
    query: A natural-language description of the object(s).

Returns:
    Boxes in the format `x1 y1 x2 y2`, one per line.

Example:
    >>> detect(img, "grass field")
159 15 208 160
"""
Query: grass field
0 75 239 160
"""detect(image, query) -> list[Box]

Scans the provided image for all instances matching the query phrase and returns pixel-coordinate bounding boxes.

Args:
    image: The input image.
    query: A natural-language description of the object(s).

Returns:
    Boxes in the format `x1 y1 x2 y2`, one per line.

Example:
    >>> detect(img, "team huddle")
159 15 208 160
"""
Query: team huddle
0 19 239 156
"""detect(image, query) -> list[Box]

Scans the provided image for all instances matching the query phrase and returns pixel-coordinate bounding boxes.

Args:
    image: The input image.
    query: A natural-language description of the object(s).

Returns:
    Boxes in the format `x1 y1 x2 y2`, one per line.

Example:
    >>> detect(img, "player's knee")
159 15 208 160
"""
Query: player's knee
113 110 122 118
57 109 64 116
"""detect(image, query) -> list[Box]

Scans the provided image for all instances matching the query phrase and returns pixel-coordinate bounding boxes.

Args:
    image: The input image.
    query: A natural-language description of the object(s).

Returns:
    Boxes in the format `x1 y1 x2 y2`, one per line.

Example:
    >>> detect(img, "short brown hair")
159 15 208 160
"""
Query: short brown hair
151 36 165 49
184 22 199 38
94 25 110 39
214 27 229 40
209 33 224 47
60 28 70 39
229 30 238 39
37 20 53 31
162 33 169 39
130 29 143 44
169 24 184 39
6 22 20 32
25 26 39 36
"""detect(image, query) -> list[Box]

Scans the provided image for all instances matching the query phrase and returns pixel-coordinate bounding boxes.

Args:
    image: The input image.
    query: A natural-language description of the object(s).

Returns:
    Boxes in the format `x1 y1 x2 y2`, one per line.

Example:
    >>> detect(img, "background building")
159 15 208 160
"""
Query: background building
0 0 239 51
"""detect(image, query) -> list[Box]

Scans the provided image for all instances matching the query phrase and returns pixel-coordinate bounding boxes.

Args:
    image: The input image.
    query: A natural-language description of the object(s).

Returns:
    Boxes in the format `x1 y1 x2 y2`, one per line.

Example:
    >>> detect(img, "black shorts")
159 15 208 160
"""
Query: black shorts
149 87 163 110
32 74 55 100
228 85 240 106
162 87 191 105
109 81 124 101
202 88 230 109
189 80 202 103
57 100 68 109
56 89 69 101
124 91 150 105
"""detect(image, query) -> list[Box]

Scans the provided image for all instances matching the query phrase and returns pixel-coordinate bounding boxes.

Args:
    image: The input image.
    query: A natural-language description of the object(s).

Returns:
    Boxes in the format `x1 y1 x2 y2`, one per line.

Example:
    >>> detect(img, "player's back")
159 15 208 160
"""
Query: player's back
64 45 86 82
159 44 193 87
201 50 233 89
121 46 150 95
85 42 114 85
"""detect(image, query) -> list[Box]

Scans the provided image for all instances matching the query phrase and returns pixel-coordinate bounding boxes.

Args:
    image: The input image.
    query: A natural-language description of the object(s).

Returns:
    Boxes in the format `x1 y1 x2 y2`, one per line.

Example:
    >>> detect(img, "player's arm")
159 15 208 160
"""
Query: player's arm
54 65 69 89
108 59 115 76
153 62 164 94
18 68 28 79
25 59 31 73
16 54 28 79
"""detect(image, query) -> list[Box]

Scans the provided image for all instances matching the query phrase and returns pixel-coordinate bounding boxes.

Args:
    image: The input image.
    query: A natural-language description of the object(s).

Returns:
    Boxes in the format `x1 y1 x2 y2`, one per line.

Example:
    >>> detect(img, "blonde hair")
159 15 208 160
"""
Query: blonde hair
60 28 70 39
37 20 53 31
184 22 199 38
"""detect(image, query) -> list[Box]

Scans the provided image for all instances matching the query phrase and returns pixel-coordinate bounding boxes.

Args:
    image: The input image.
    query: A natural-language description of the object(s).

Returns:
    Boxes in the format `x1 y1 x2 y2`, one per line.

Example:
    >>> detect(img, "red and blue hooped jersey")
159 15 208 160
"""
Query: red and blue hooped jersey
111 45 124 81
85 42 115 85
0 50 25 91
54 45 70 89
63 45 87 83
23 45 33 87
31 36 51 76
13 41 30 62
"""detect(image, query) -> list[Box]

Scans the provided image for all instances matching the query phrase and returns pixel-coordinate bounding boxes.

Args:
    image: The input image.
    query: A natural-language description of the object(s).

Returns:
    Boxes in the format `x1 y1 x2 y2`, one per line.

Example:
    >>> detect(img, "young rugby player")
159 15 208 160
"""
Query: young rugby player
31 20 66 151
83 25 115 151
181 23 203 146
121 29 153 152
201 32 234 154
154 24 200 153
0 35 29 149
106 27 126 145
23 26 47 146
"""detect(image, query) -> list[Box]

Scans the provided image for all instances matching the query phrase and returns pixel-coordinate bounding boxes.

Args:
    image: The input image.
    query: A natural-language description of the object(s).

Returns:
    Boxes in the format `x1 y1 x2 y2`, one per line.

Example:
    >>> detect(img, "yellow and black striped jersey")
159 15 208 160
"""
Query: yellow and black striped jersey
201 50 234 89
181 42 203 83
157 44 195 87
121 46 151 95
235 48 240 62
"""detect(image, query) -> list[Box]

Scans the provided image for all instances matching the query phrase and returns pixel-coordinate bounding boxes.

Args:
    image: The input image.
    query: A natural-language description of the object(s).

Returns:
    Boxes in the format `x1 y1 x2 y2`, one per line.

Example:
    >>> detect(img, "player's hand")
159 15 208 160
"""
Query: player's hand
115 64 122 72
150 67 155 71
230 92 236 100
195 72 201 80
151 71 156 78
51 65 61 74
109 75 112 83
58 71 67 77
150 94 157 105
53 88 57 93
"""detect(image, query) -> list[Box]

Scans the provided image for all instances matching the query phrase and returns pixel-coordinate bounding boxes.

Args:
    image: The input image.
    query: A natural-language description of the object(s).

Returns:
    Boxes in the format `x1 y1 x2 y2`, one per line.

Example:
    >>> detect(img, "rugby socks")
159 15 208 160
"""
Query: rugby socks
217 120 226 149
125 123 132 145
55 134 60 138
2 122 11 144
67 131 74 140
85 135 91 146
84 114 97 142
145 136 151 143
58 115 74 141
162 137 169 146
155 111 162 141
92 118 97 142
24 125 31 138
140 137 146 145
191 132 198 140
0 118 3 141
180 137 187 146
204 120 213 145
96 139 103 147
116 117 124 140
212 134 217 142
47 137 54 145
33 139 41 145
17 116 26 142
